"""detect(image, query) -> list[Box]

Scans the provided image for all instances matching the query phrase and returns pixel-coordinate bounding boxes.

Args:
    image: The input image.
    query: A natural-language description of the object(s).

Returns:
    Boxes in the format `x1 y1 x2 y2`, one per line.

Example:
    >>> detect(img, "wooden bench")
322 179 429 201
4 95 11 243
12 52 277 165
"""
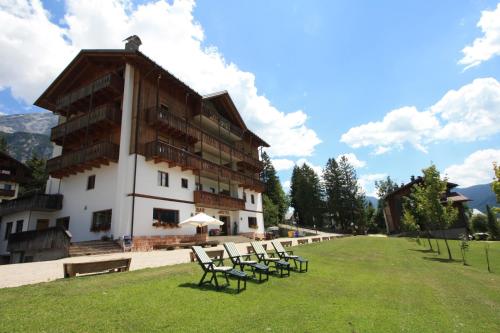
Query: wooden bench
297 238 309 245
280 241 292 247
63 258 131 278
311 237 321 243
190 249 225 266
322 237 330 241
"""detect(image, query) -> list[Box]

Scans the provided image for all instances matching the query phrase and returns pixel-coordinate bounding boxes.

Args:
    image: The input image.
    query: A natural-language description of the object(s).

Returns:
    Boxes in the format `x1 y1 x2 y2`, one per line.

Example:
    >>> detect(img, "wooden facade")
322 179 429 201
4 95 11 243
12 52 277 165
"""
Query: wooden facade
34 50 267 212
383 177 470 233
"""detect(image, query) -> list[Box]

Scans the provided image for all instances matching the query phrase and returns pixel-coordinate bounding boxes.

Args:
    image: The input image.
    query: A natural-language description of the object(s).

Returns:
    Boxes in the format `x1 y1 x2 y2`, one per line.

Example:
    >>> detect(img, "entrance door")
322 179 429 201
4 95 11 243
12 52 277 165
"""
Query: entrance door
219 216 230 235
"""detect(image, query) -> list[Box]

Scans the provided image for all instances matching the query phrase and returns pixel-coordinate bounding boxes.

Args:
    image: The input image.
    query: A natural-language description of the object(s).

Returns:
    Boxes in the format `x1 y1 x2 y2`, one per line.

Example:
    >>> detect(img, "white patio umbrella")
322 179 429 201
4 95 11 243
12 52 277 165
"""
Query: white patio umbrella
179 212 224 227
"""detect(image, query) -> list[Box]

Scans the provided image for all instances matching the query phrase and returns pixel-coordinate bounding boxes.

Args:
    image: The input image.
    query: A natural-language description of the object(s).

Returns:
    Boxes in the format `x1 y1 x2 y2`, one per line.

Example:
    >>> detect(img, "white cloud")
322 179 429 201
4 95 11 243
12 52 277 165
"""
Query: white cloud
358 173 387 198
282 180 291 193
340 78 500 154
337 153 366 168
271 159 295 171
459 3 500 69
296 158 323 176
0 0 320 158
444 149 500 187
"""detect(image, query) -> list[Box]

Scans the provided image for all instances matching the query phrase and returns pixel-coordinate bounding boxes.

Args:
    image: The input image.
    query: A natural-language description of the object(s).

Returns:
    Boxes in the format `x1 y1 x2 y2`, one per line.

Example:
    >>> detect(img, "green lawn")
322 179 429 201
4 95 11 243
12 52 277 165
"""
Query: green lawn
0 237 499 333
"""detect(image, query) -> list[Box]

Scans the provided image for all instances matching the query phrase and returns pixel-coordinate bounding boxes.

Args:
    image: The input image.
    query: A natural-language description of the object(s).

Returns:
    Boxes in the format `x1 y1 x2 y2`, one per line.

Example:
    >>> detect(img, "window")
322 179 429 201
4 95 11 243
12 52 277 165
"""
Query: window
4 184 12 190
181 178 188 189
4 222 12 240
243 192 247 202
210 187 215 193
36 219 49 230
91 210 112 232
56 217 70 230
158 171 169 187
152 208 179 227
15 220 23 233
251 194 255 204
248 217 257 229
87 175 96 190
196 183 203 191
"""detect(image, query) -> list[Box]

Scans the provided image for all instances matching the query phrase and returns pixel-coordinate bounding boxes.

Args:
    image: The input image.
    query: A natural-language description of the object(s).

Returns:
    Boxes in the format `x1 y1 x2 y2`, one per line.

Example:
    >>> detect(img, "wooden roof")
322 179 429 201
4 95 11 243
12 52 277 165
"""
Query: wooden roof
34 49 201 111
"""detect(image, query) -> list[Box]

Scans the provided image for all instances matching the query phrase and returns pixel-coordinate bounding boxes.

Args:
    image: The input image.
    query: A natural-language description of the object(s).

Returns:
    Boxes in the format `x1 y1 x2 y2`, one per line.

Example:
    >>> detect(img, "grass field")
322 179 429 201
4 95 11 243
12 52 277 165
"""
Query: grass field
0 237 499 333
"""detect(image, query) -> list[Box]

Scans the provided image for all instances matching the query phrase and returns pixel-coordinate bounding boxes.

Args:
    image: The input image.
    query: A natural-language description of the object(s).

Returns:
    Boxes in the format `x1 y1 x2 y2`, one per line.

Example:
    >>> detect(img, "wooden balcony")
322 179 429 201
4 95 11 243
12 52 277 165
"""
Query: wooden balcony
0 194 63 215
200 106 244 138
56 73 123 111
46 142 119 178
145 140 265 192
193 190 245 211
0 188 16 197
146 106 262 170
146 106 201 143
51 104 121 145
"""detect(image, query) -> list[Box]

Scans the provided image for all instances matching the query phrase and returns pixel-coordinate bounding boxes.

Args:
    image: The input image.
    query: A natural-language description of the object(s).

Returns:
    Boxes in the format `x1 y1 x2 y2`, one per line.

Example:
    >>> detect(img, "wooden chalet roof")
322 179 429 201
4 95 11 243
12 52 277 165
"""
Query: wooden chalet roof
34 49 201 111
202 91 270 147
0 151 32 183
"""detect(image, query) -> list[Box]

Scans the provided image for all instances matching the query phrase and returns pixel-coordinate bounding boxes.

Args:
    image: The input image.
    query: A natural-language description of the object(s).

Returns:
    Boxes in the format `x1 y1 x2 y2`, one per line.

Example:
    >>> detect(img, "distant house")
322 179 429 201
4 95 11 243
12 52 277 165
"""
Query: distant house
383 177 470 234
0 151 32 202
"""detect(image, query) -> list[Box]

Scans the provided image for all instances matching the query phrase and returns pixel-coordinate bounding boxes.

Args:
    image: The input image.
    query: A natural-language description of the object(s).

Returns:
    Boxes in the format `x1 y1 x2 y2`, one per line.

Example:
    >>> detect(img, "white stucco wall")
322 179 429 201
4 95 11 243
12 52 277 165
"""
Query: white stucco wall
51 164 118 242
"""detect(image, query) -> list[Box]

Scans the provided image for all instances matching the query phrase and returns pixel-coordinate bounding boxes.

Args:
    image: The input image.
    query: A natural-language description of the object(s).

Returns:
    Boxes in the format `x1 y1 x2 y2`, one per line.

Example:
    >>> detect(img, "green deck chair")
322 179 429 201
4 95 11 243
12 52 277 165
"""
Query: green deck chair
223 242 269 283
250 241 290 277
271 240 309 273
191 246 248 293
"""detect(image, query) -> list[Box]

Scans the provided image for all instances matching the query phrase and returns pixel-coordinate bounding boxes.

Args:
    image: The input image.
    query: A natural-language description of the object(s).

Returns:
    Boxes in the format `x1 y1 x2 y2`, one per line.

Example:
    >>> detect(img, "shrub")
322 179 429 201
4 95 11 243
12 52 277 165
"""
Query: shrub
471 214 488 233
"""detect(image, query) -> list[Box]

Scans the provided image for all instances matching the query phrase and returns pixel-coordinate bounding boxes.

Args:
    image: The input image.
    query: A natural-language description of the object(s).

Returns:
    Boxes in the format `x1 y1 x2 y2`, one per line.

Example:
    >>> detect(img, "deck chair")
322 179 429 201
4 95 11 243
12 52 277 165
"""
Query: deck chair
223 242 269 283
250 241 290 277
271 240 308 273
191 246 248 293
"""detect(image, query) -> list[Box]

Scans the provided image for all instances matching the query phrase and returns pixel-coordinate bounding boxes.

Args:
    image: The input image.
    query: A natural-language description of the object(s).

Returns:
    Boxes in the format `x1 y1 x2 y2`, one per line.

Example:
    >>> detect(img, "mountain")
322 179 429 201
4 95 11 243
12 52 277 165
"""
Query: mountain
0 112 56 162
366 196 379 207
0 112 57 135
457 183 496 213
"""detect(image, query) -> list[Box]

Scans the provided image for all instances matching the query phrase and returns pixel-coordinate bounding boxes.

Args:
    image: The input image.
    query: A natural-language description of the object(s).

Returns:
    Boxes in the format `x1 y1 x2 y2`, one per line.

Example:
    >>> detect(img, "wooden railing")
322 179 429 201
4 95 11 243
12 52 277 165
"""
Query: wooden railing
46 142 119 178
146 107 262 170
56 73 123 110
0 189 16 197
0 194 63 215
193 190 245 211
145 141 264 192
200 106 244 138
51 104 121 143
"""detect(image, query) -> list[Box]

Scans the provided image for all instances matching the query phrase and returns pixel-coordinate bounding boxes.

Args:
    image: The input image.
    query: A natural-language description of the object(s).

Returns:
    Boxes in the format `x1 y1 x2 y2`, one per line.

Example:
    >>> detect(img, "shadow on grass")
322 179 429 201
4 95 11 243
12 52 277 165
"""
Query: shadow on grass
178 282 244 295
422 257 462 263
409 249 435 254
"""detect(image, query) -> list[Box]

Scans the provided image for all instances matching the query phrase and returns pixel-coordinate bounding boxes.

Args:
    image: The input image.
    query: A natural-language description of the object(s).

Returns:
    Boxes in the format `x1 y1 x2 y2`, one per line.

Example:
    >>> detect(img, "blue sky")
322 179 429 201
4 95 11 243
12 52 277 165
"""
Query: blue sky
1 0 499 195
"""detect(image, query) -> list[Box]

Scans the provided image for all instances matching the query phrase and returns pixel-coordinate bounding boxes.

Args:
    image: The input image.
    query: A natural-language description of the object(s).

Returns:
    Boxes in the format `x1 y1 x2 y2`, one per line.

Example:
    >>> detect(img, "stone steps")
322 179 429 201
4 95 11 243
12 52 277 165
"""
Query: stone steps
69 240 123 257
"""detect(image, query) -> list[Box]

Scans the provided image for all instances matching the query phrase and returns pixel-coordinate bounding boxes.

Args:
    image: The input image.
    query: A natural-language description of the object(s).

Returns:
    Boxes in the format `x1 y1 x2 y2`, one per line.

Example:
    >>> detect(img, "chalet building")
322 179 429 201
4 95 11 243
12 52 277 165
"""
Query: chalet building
0 151 32 202
383 176 470 234
0 38 268 258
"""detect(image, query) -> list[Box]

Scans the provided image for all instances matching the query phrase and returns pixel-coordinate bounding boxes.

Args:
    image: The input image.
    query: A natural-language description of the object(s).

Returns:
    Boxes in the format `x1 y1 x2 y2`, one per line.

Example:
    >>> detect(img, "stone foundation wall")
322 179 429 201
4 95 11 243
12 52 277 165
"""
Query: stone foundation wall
238 232 265 240
131 234 207 251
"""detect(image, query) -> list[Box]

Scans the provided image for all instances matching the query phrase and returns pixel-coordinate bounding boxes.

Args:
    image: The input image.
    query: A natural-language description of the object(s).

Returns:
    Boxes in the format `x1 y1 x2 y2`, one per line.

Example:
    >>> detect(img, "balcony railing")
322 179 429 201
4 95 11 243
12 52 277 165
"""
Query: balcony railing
0 194 63 215
46 142 119 178
200 106 244 138
56 73 123 110
0 189 16 197
145 141 264 192
51 104 121 144
193 190 245 211
146 107 262 171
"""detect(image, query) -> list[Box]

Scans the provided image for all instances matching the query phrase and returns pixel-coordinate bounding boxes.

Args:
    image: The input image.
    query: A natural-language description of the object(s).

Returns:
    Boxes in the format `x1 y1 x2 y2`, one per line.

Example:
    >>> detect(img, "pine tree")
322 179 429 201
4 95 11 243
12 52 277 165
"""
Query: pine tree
0 136 8 153
19 154 48 196
323 158 343 229
263 194 280 227
290 164 323 227
486 205 499 240
260 152 288 225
